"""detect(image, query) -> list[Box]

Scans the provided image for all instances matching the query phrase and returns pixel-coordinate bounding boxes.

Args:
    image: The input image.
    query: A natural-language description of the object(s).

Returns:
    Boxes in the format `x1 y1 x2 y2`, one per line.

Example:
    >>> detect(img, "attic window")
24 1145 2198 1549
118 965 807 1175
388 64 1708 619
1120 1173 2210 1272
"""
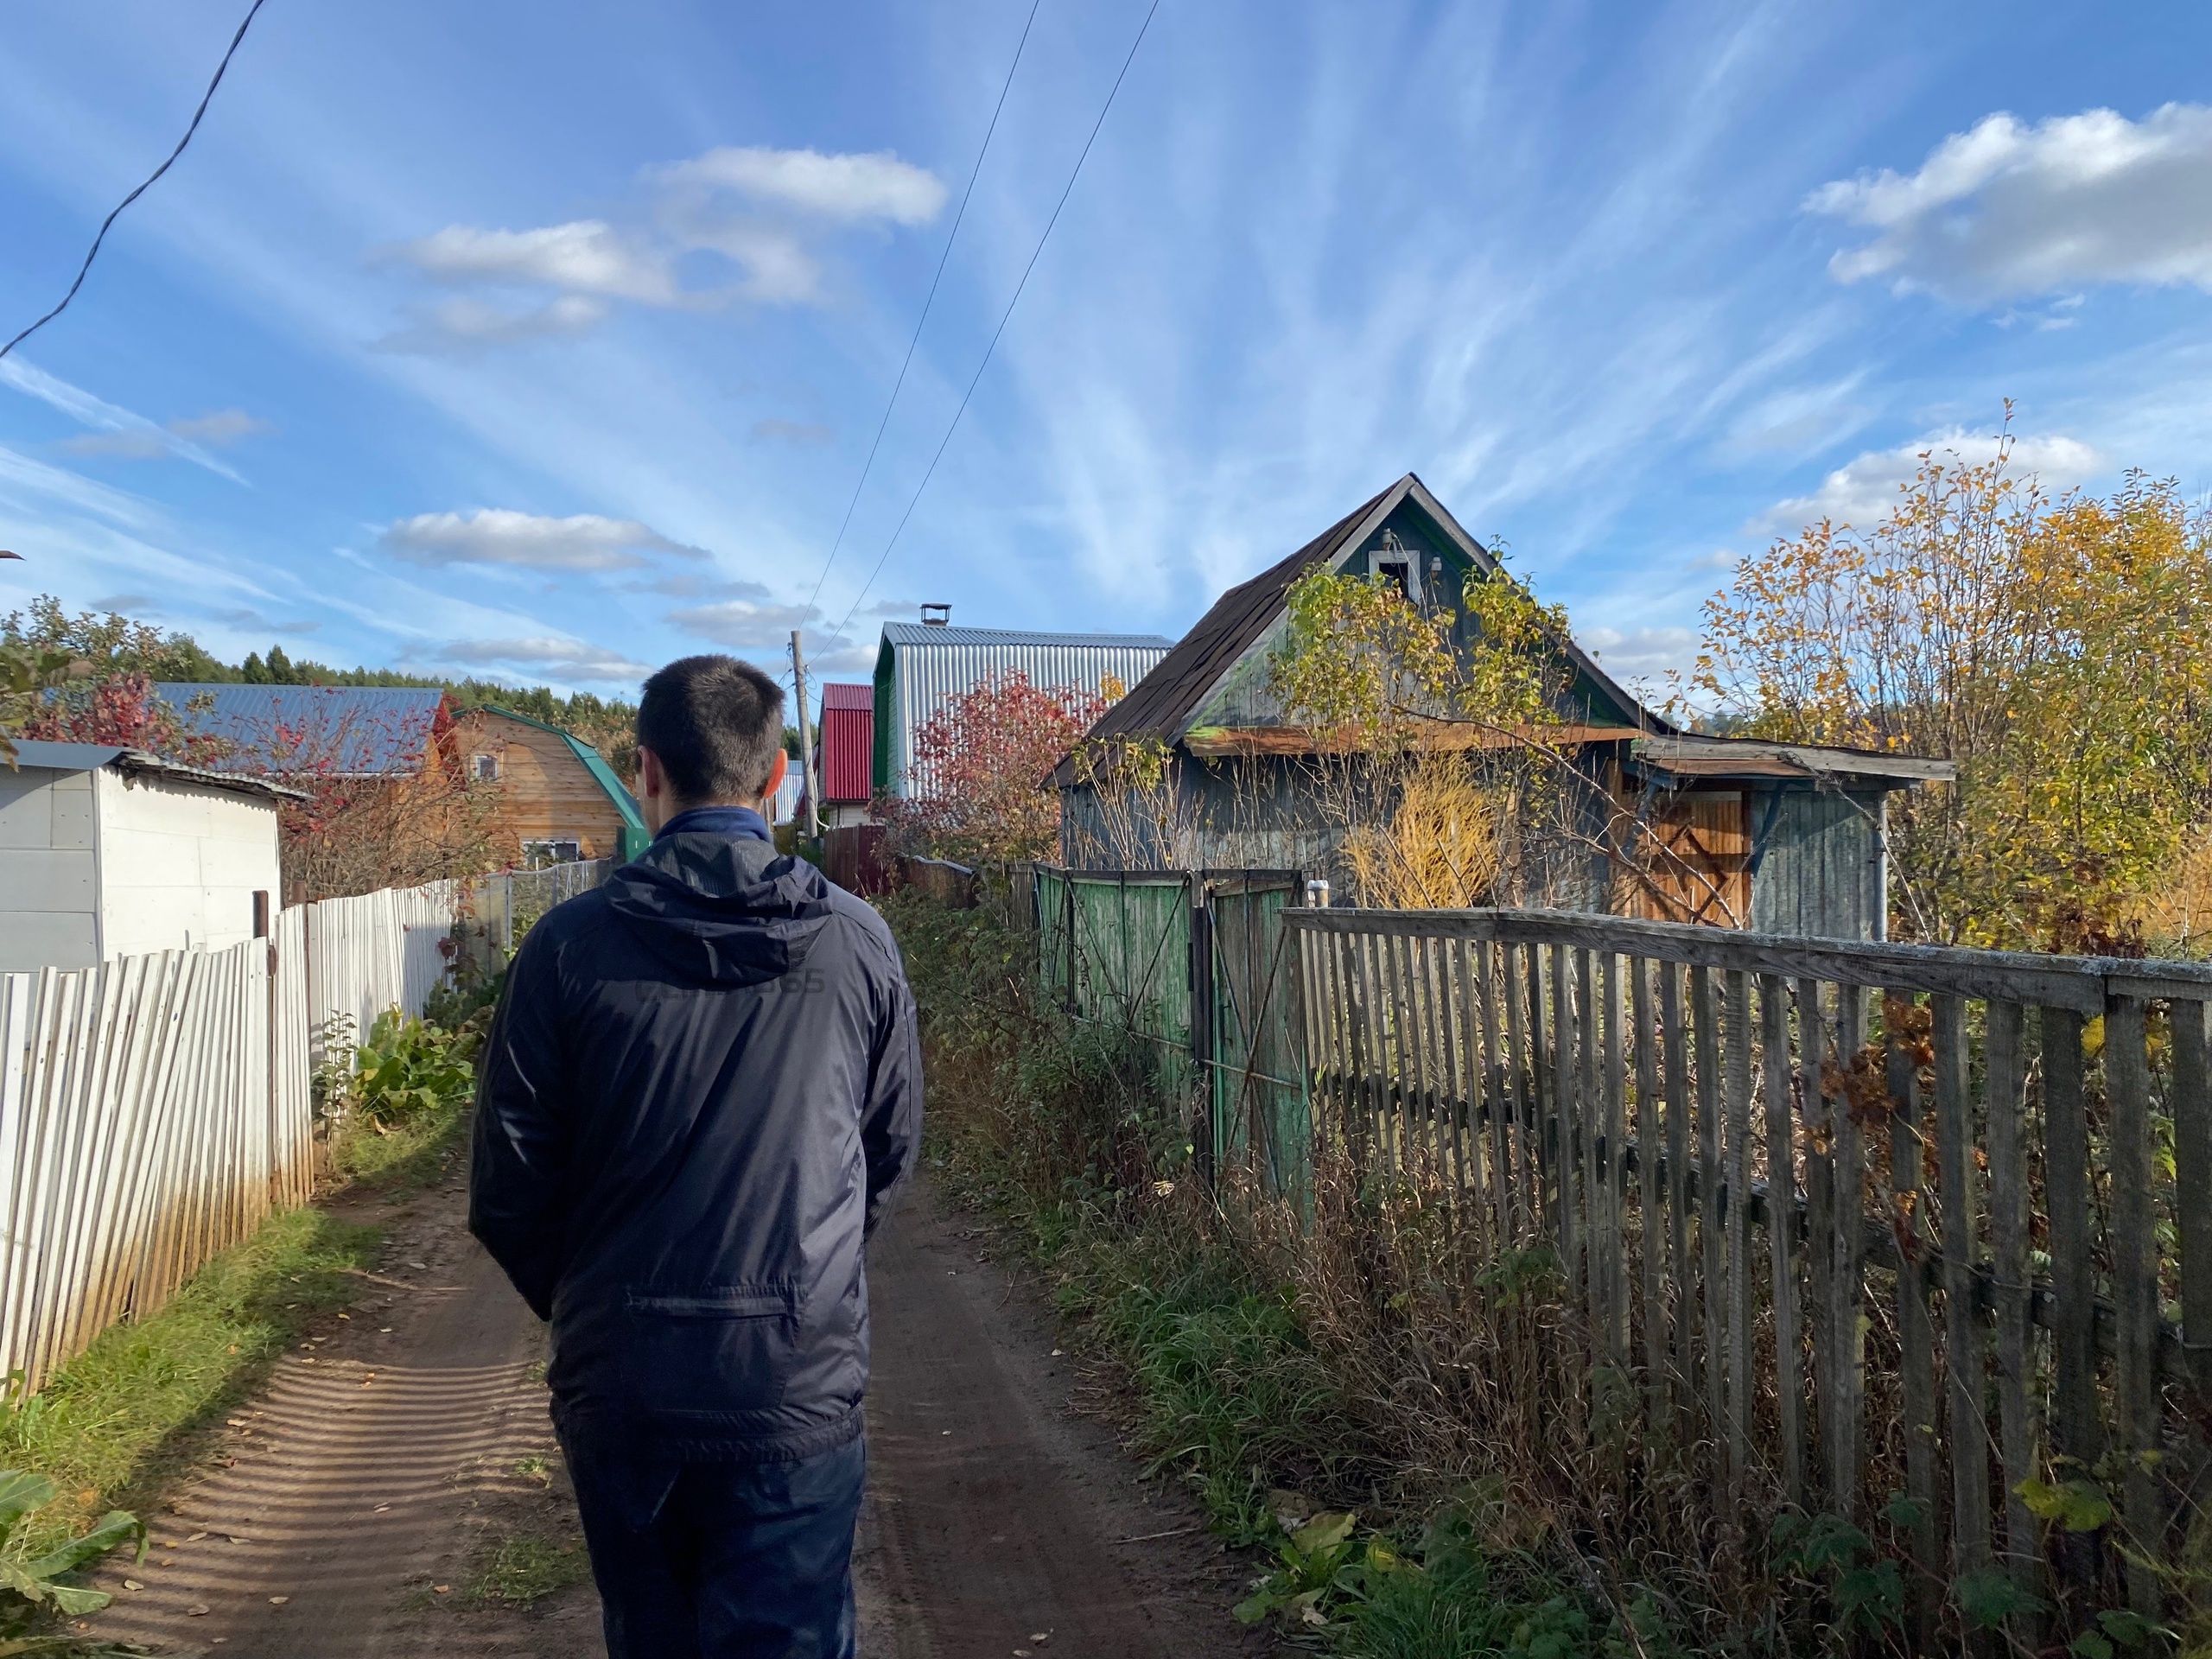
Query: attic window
1372 528 1429 604
472 753 500 782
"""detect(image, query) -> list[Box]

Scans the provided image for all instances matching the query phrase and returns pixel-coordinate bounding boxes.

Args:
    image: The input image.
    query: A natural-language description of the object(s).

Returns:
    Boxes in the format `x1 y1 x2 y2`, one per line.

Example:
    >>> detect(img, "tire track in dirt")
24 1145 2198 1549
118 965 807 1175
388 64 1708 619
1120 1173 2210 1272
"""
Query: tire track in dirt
78 1157 1266 1657
81 1174 600 1658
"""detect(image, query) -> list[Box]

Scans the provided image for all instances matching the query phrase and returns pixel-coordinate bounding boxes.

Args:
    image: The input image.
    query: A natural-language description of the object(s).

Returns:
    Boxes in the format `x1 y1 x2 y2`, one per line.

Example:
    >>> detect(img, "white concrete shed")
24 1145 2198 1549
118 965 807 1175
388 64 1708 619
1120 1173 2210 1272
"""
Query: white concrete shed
0 741 295 971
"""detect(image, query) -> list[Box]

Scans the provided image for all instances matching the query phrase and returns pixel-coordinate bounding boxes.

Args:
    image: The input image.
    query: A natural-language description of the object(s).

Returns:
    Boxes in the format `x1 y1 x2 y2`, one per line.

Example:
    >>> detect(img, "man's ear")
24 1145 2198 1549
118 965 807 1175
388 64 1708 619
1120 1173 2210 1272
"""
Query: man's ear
638 746 666 799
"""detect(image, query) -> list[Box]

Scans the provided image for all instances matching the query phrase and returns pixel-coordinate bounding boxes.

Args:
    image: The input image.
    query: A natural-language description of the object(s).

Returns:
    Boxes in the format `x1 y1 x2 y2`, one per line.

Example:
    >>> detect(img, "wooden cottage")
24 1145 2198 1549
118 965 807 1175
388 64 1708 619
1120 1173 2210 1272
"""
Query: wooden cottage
454 706 649 865
1060 474 1950 941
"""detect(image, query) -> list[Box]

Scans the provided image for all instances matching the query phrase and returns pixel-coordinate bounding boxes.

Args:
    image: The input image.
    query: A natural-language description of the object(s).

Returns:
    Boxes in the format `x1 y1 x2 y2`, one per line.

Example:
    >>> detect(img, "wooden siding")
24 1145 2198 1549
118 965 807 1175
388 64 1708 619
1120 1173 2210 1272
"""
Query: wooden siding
1748 787 1886 942
1630 790 1752 928
461 709 628 860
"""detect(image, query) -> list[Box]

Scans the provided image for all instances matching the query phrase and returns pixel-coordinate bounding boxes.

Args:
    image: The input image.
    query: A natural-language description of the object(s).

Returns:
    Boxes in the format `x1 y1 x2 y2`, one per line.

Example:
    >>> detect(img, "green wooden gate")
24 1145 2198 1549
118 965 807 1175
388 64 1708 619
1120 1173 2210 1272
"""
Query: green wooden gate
1203 872 1308 1198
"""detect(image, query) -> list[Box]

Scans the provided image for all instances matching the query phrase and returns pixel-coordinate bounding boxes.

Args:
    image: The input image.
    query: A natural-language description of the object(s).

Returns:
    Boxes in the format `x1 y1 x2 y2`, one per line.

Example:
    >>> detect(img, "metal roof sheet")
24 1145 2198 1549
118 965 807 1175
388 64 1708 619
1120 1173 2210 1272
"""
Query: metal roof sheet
154 683 447 775
4 740 303 800
872 627 1173 798
820 683 874 711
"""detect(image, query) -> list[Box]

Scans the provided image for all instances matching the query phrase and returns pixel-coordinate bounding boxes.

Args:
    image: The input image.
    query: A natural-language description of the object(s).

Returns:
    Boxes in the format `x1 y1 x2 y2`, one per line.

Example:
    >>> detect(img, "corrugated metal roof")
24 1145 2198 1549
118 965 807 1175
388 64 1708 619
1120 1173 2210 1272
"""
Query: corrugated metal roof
872 626 1173 798
879 623 1174 651
4 740 304 800
155 684 447 776
820 683 874 711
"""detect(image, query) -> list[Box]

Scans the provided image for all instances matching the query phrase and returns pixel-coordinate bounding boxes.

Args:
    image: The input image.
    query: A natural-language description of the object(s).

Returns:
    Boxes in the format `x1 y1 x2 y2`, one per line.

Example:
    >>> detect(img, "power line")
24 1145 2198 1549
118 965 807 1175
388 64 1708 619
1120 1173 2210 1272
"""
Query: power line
830 0 1162 641
0 0 272 364
799 0 1043 620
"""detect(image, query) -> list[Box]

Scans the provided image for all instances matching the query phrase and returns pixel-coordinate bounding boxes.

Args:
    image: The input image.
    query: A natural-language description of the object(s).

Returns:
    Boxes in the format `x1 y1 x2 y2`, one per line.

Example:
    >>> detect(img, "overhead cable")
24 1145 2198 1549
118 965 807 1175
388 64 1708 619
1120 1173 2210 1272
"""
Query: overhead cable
0 0 273 363
830 0 1162 641
799 0 1044 621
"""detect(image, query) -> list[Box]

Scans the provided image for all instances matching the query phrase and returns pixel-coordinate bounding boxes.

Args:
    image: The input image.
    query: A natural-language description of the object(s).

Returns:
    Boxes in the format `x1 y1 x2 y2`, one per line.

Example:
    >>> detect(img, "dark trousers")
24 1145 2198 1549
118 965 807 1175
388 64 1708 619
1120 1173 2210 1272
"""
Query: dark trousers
562 1433 865 1659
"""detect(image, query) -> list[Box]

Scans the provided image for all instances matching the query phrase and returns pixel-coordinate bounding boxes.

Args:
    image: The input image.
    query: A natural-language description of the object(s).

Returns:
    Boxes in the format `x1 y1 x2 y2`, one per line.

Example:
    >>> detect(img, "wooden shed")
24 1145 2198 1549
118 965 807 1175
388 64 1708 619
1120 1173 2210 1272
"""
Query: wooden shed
454 707 650 865
1060 474 1952 941
0 741 295 971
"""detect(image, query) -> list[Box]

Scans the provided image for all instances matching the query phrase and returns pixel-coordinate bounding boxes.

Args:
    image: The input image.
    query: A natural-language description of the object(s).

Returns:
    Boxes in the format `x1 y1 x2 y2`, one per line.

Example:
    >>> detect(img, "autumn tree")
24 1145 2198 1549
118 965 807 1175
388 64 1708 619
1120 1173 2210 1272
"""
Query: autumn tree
1696 425 2212 949
878 671 1106 866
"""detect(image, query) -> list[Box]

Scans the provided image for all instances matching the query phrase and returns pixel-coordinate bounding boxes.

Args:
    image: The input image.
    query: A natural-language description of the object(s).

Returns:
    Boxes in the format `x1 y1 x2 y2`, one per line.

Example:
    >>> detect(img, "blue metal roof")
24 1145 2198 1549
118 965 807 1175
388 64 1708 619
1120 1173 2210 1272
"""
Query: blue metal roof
154 684 448 776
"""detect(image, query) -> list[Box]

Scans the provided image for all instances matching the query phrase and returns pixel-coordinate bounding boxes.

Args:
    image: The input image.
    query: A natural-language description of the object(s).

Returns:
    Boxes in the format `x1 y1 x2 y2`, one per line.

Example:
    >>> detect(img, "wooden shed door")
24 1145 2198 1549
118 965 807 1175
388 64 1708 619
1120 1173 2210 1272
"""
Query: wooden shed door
1630 791 1751 928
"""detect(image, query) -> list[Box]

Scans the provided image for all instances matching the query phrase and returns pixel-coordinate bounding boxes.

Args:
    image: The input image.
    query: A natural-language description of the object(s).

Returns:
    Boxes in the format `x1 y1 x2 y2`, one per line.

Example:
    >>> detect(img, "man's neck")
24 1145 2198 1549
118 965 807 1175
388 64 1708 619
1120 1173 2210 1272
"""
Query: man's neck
657 802 774 842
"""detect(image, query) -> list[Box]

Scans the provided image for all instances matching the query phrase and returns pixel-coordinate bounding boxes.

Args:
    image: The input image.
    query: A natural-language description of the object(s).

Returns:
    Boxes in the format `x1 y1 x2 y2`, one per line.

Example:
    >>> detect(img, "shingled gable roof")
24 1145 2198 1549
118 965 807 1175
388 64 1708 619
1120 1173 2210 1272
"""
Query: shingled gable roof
1084 472 1669 751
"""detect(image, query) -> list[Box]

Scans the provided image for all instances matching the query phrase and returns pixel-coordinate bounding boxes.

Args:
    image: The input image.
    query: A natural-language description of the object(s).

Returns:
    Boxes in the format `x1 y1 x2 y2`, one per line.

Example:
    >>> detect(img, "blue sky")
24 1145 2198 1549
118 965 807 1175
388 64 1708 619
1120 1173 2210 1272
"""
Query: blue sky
3 1 2209 697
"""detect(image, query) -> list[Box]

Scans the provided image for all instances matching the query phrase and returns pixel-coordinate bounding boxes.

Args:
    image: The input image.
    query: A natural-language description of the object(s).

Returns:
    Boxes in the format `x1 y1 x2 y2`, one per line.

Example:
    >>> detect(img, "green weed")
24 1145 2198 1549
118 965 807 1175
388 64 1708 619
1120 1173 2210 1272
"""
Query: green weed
467 1530 588 1604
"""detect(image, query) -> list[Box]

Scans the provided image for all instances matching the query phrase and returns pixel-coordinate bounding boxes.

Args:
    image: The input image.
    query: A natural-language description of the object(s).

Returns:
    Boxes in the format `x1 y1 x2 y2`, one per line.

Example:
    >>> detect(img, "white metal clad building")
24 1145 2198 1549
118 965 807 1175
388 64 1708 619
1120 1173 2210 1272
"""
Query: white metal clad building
0 741 293 971
870 621 1173 799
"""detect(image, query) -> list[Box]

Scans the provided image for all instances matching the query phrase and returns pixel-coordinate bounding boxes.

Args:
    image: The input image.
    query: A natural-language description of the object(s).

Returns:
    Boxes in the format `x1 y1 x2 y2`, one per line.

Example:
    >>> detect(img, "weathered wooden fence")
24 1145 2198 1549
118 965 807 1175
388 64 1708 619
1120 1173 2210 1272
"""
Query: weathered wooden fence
0 864 613 1400
1290 906 2211 1637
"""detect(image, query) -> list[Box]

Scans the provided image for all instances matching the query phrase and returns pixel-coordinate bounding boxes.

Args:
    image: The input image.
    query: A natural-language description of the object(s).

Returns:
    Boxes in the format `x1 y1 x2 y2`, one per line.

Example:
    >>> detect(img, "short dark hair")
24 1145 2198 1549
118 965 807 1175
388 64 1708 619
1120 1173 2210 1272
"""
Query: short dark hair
636 655 786 804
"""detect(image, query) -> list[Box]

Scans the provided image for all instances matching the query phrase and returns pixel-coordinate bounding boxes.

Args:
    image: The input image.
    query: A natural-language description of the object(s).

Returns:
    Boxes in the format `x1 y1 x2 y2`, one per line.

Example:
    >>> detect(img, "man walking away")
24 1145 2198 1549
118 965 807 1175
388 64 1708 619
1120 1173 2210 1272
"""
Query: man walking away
470 654 922 1658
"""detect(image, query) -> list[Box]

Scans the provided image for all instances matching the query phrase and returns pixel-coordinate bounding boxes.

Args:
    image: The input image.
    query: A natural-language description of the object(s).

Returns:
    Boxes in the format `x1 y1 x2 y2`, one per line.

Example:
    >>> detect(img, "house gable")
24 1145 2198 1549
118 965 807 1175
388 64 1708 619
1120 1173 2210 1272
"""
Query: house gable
1093 474 1658 753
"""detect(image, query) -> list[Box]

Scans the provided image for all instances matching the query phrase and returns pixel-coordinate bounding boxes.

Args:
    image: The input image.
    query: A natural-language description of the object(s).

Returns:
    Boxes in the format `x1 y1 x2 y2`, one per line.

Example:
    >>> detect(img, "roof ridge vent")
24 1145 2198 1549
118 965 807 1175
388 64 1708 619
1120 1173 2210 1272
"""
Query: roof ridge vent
920 603 951 626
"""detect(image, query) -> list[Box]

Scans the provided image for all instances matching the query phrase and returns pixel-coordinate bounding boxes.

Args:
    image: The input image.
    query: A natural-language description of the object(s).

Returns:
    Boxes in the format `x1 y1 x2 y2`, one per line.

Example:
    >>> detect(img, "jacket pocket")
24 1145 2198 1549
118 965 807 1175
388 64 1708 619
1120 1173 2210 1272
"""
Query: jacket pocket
620 1282 801 1416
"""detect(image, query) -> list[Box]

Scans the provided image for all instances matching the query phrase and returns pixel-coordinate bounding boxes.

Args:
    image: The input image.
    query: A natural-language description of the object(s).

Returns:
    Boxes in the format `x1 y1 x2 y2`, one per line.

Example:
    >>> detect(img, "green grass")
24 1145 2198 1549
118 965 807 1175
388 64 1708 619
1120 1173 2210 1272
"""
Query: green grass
327 1090 467 1187
466 1529 589 1605
0 1206 380 1559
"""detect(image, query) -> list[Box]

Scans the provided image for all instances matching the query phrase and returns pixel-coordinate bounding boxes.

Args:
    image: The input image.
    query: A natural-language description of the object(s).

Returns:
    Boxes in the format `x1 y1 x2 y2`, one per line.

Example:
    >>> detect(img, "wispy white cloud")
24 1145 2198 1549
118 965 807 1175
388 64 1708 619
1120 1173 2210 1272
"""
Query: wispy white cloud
1578 624 1699 681
381 508 709 571
1809 104 2212 302
666 598 822 646
652 146 946 225
378 143 945 348
1 360 263 475
1752 429 2104 531
628 571 772 601
749 416 833 447
432 635 654 682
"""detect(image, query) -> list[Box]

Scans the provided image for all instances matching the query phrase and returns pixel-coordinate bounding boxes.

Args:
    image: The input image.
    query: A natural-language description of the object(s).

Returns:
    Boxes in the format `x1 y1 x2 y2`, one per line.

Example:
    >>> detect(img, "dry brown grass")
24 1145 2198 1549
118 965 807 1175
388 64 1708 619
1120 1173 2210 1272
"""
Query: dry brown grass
1343 753 1504 909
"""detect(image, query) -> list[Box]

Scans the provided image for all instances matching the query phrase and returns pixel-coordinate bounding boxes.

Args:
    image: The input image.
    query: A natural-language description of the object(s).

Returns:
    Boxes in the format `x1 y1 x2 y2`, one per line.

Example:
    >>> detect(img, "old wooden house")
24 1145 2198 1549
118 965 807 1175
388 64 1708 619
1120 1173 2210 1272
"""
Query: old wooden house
1060 474 1949 940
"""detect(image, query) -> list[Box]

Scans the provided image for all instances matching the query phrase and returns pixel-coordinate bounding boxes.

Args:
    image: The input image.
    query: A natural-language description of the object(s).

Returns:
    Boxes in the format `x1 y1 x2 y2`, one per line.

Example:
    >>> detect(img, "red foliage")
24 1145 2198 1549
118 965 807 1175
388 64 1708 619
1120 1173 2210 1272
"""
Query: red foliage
877 671 1103 864
21 673 230 767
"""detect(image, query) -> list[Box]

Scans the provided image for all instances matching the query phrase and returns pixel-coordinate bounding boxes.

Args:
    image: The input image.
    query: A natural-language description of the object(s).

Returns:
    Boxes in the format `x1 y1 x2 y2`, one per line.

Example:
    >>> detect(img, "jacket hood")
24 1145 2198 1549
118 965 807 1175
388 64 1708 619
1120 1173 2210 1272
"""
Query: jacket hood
601 833 838 987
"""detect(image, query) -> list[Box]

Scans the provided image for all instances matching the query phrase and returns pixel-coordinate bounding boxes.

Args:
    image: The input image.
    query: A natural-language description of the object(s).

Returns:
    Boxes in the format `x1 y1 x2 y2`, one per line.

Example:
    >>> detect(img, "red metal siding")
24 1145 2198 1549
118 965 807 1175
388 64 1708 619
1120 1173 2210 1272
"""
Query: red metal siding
819 688 874 804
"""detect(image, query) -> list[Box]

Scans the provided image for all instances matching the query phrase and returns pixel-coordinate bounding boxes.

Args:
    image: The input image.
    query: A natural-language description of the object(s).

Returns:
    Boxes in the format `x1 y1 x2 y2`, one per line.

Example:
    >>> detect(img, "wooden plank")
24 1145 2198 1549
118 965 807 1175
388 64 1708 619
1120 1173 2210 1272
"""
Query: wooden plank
1501 941 1531 1243
2171 995 2212 1400
1725 969 1753 1502
1577 945 1600 1326
1633 957 1669 1444
1478 939 1513 1245
1983 999 2040 1634
1548 942 1583 1292
1660 960 1695 1438
2040 1006 2101 1506
1357 932 1392 1173
1517 943 1544 1237
1286 906 2124 1012
1829 982 1867 1523
1934 995 1994 1615
1693 964 1724 1445
1887 989 1942 1609
2104 997 2162 1618
1447 938 1483 1239
1798 976 1836 1508
1602 951 1629 1367
1760 973 1806 1510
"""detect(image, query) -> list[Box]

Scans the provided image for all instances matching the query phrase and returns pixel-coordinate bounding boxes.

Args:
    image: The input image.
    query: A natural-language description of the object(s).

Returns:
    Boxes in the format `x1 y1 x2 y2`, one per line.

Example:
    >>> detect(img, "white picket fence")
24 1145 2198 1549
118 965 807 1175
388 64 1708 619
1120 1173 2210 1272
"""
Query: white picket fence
0 879 464 1397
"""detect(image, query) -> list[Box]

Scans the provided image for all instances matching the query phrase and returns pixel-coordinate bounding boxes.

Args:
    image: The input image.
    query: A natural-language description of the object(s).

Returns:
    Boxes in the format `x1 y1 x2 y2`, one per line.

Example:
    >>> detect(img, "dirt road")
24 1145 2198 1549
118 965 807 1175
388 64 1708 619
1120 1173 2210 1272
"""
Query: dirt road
85 1162 1267 1657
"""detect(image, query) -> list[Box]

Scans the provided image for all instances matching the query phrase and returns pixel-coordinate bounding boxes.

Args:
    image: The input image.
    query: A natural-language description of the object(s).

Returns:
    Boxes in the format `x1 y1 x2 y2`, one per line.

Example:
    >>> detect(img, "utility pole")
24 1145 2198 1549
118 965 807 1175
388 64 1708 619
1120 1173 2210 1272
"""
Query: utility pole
790 630 822 838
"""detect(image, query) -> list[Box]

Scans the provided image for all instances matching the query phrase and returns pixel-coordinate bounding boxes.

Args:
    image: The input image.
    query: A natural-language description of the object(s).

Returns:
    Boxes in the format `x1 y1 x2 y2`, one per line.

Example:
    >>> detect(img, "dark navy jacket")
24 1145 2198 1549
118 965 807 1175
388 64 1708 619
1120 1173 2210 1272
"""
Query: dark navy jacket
469 817 922 1462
